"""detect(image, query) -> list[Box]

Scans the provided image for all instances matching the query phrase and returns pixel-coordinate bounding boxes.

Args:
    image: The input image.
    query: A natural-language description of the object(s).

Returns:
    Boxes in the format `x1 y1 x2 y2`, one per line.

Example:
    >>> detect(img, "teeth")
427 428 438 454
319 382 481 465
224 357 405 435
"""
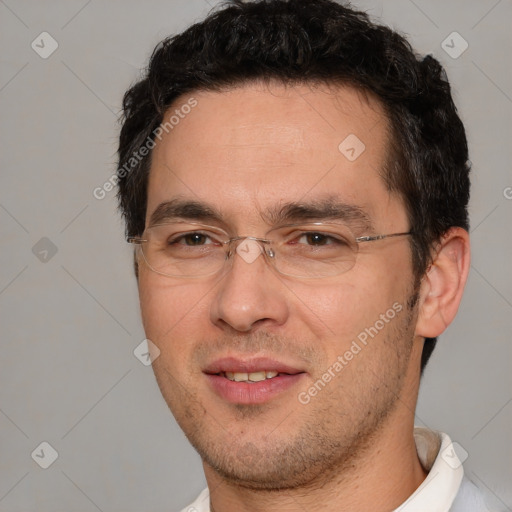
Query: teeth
223 371 280 383
248 371 266 382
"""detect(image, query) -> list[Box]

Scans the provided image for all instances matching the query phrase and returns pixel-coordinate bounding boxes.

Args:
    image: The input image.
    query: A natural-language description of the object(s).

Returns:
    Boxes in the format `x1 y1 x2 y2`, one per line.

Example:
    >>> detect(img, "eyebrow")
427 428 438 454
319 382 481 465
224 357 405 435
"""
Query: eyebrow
148 199 222 227
148 197 375 232
265 198 375 232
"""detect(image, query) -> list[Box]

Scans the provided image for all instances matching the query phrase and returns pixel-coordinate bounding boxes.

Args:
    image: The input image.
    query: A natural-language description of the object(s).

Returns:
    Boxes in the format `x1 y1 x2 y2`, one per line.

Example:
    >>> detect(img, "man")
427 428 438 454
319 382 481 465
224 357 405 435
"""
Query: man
116 1 497 510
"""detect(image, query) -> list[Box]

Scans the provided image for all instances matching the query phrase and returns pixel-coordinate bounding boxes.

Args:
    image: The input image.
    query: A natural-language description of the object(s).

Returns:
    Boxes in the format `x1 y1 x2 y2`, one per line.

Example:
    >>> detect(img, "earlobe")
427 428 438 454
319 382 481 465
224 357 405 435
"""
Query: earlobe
415 227 471 338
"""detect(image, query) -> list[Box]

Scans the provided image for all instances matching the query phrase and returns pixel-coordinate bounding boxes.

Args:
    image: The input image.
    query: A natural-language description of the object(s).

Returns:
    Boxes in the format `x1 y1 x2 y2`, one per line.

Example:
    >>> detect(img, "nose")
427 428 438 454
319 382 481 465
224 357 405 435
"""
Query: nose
210 239 290 333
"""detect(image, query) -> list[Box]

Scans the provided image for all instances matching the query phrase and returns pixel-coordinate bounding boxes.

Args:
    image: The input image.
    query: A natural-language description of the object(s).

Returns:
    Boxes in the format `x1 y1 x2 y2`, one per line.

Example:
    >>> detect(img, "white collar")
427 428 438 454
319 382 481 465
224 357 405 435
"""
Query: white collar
394 427 464 512
181 428 464 512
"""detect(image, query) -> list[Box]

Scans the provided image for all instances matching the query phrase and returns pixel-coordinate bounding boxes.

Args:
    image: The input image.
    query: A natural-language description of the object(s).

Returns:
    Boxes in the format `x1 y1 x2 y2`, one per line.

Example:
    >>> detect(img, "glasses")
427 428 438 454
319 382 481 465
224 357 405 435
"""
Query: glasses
127 221 412 279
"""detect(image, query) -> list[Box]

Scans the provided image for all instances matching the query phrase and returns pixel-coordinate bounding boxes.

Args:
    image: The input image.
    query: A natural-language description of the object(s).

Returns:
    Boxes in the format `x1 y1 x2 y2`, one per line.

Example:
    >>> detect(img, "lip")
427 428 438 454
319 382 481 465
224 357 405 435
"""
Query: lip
203 357 306 405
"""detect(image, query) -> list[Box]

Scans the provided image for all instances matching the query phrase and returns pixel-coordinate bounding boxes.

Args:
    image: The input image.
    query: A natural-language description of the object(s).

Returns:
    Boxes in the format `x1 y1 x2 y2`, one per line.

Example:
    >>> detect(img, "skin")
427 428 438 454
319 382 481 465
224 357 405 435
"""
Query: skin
136 82 470 512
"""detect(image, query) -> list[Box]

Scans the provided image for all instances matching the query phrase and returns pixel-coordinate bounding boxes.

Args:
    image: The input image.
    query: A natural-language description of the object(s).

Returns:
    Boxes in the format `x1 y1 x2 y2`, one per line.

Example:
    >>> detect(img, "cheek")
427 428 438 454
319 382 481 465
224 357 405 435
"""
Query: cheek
138 272 212 359
292 263 411 355
296 282 361 338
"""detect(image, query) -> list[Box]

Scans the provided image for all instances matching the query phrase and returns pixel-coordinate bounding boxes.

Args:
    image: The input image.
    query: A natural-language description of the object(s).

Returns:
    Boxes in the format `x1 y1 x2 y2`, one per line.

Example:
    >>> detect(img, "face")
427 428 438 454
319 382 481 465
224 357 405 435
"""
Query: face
138 82 422 490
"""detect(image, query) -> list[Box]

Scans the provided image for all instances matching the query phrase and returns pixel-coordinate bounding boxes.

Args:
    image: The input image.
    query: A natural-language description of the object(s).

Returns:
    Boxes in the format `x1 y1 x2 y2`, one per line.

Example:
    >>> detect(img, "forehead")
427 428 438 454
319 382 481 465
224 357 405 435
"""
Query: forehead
147 81 402 230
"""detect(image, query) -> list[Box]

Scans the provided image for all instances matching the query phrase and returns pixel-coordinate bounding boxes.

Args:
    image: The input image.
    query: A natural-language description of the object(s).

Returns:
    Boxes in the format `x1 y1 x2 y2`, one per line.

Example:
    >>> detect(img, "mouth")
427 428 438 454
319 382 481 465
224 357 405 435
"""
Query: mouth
203 357 306 405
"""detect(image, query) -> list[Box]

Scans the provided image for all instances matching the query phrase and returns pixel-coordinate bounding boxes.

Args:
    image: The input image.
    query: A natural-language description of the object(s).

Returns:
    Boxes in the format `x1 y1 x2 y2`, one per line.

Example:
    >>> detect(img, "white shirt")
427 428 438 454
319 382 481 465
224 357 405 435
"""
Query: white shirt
179 428 500 512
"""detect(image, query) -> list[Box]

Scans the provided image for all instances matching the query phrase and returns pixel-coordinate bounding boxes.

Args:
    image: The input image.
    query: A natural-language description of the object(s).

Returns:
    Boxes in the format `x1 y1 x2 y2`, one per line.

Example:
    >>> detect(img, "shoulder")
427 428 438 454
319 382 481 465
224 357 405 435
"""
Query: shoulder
450 476 508 512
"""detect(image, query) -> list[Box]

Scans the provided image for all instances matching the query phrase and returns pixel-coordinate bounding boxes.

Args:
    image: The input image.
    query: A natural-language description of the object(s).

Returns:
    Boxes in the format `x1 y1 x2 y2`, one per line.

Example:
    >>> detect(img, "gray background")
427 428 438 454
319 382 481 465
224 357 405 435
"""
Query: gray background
0 0 511 511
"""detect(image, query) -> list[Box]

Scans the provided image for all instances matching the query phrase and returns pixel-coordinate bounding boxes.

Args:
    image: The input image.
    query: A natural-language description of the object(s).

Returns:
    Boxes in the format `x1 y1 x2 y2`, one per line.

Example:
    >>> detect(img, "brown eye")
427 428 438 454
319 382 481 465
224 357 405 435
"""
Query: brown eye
168 232 218 246
181 233 208 246
297 232 347 246
304 233 330 246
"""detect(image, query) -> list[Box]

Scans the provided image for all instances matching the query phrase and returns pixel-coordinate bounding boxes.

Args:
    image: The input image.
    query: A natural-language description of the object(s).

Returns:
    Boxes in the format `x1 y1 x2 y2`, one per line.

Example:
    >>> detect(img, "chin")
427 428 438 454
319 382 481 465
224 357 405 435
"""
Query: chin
202 446 325 491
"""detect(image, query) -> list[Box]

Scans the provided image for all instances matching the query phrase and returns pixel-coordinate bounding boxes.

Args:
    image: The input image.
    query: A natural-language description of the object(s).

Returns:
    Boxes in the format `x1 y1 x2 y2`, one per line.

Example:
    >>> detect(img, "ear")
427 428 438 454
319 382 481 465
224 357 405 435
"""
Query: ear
415 227 470 338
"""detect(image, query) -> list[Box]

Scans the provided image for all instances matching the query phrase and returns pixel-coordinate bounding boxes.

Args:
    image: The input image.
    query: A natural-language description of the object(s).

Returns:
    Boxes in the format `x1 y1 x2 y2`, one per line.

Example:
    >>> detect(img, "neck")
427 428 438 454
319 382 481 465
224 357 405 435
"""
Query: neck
204 413 428 512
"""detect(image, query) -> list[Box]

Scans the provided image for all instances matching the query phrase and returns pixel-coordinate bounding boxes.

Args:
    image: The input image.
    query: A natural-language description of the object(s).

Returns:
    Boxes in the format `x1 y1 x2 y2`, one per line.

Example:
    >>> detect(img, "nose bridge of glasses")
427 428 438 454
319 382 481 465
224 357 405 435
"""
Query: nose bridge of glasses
231 236 273 265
